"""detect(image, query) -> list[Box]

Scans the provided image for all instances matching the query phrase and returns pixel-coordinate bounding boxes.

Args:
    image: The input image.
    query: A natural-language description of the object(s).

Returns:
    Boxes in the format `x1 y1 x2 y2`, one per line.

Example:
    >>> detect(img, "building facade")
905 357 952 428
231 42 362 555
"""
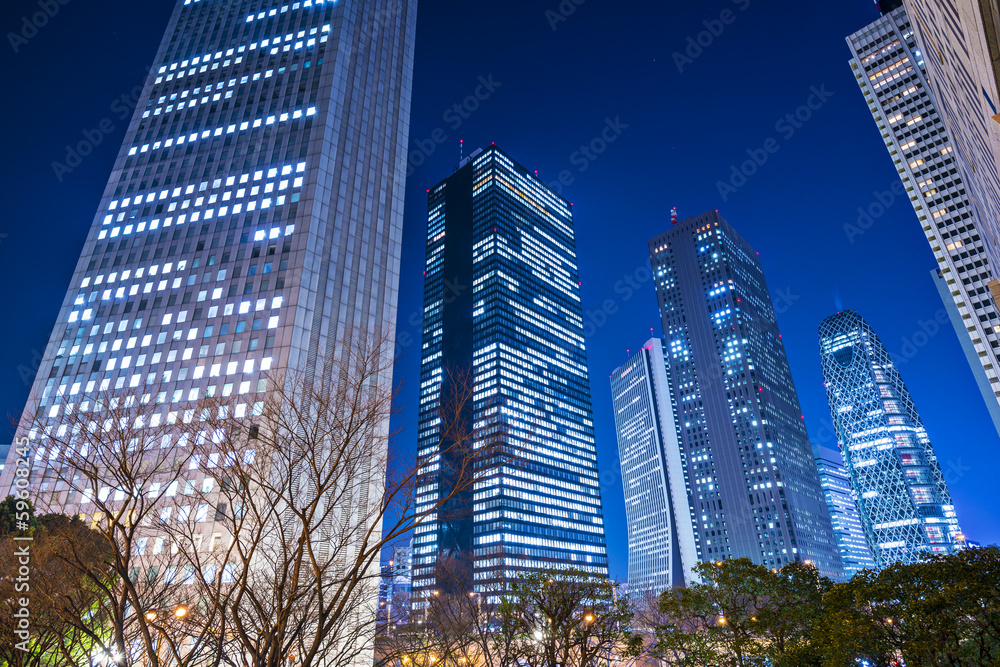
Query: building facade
902 0 1000 269
818 310 963 568
0 0 416 645
610 339 699 593
378 543 413 633
814 446 876 578
932 267 1000 434
412 145 608 608
648 210 842 578
847 6 1000 439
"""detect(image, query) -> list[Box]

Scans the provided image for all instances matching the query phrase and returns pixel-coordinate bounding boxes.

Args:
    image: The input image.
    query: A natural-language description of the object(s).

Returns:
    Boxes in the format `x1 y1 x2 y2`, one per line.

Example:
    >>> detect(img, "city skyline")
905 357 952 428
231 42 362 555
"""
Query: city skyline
2 0 1000 581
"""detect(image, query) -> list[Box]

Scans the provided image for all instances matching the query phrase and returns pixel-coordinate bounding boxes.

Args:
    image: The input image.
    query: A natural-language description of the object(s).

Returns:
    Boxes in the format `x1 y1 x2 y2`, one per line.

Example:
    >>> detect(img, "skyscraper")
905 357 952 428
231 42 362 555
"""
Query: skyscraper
903 0 1000 270
819 310 963 568
648 210 842 578
847 6 1000 439
932 268 1000 434
378 543 414 633
412 144 608 608
0 0 415 618
814 446 876 578
610 339 699 593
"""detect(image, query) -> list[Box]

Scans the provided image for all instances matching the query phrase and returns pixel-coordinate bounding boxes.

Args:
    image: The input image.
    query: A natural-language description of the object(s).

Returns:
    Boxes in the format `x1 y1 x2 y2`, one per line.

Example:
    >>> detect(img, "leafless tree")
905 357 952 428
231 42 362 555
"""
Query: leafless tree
21 381 227 666
168 327 512 667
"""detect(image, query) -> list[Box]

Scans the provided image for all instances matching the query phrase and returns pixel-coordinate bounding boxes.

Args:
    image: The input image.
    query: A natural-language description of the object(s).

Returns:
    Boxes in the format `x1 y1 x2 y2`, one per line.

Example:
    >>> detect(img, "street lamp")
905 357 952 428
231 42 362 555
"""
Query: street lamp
145 611 157 622
174 605 188 619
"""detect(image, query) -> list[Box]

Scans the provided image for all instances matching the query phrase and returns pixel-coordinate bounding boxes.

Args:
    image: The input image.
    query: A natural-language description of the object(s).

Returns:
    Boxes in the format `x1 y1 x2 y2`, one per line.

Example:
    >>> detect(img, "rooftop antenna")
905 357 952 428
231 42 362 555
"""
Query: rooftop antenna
459 139 464 163
671 206 678 225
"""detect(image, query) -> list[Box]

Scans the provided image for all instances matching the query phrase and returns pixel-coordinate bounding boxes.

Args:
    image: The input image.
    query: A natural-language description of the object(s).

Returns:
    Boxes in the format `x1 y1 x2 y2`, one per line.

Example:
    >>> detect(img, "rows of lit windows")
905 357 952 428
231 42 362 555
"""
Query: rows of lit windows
128 107 316 157
145 63 317 120
155 24 330 83
244 0 336 24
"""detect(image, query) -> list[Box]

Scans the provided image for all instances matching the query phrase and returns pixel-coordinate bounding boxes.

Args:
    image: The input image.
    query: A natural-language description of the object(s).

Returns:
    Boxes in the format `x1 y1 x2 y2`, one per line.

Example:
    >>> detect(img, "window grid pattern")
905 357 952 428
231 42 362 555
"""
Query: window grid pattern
848 8 1000 436
819 310 963 568
649 211 843 579
412 146 608 605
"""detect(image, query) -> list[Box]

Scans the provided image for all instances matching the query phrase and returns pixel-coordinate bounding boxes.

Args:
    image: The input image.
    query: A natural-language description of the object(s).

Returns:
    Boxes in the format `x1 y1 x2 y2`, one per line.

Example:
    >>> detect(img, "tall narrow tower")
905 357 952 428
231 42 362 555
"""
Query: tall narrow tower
814 446 876 578
648 210 842 578
611 339 699 593
412 145 608 609
819 310 963 568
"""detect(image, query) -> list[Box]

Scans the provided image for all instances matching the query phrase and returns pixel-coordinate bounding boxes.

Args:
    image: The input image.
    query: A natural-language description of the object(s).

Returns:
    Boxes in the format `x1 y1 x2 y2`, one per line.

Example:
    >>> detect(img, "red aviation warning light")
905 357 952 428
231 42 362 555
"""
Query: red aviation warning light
671 207 678 225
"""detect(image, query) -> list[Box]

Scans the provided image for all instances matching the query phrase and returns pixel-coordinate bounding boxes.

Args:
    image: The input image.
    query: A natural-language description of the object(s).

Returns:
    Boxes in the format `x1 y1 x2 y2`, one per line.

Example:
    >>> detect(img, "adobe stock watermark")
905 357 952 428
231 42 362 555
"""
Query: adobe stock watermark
7 0 71 53
672 0 752 73
545 0 587 31
583 259 652 337
51 69 150 182
890 309 949 366
716 84 834 202
393 272 468 361
547 117 629 195
810 410 972 488
772 287 799 315
340 5 406 58
17 348 44 387
843 180 906 244
406 74 502 177
9 436 34 653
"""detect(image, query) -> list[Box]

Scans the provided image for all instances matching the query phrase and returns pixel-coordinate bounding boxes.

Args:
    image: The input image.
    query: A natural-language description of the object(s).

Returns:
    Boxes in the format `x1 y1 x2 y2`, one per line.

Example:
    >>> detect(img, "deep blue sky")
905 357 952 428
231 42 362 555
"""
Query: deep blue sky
1 0 997 580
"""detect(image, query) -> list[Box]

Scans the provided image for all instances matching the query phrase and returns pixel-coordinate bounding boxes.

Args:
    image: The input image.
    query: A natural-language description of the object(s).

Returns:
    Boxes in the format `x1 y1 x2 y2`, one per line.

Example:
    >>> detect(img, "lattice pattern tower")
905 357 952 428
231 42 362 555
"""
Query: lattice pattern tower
818 311 963 568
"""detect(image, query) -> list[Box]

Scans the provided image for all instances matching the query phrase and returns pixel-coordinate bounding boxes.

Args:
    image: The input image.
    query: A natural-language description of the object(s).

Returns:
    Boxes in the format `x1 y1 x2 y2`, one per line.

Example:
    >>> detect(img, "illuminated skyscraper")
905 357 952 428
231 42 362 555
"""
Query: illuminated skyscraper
611 339 699 592
0 0 416 635
412 145 608 608
819 310 963 568
648 210 841 578
902 0 1000 267
814 446 876 578
847 6 1000 439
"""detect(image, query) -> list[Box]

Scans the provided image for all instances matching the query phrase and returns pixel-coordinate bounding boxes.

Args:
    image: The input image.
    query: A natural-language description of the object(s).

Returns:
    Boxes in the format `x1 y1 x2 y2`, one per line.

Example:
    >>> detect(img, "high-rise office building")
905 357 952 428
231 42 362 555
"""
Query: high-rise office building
378 543 413 633
610 339 699 593
847 7 1000 439
932 268 1000 434
902 0 1000 269
0 0 416 628
819 310 963 568
814 446 877 578
648 210 842 578
412 145 608 608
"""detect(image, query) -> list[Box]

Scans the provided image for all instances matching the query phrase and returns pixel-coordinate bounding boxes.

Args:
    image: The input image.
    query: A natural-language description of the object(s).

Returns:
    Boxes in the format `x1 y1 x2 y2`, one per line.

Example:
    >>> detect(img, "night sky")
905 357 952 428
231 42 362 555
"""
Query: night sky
2 0 997 580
